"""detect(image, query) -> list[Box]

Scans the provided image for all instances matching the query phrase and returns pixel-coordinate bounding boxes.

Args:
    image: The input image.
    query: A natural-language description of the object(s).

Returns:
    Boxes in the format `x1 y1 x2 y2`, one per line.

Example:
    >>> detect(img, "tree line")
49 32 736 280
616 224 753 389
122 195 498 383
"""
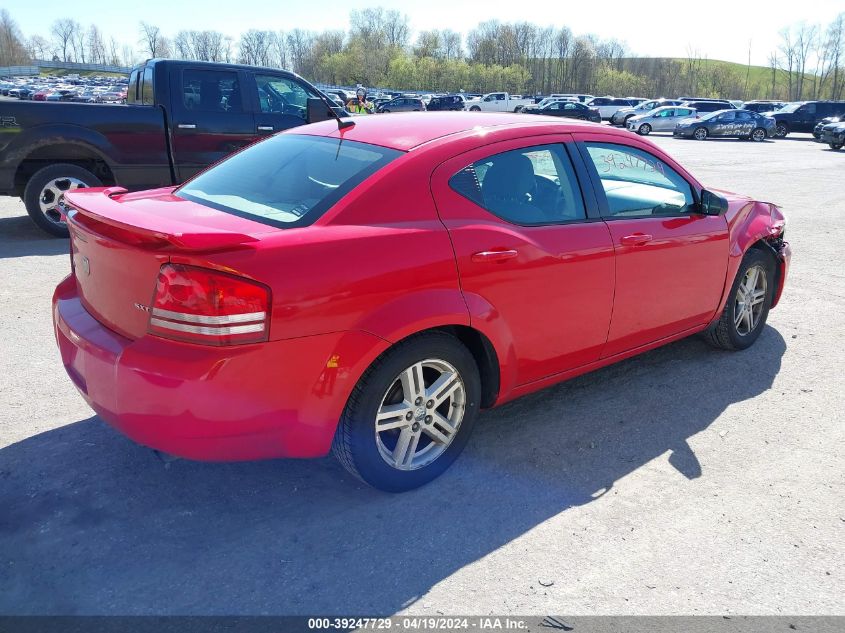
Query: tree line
1 7 843 100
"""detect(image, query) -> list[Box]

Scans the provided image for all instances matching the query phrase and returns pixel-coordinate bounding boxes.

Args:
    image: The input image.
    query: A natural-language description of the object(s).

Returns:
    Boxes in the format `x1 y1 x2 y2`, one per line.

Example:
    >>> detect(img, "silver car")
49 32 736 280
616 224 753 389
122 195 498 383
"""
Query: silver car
627 105 697 135
610 99 685 126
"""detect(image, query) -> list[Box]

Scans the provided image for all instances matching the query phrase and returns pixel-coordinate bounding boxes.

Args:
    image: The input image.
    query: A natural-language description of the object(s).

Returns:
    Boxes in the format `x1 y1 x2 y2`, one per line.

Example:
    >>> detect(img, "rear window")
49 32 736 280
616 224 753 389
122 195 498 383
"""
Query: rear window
176 134 402 228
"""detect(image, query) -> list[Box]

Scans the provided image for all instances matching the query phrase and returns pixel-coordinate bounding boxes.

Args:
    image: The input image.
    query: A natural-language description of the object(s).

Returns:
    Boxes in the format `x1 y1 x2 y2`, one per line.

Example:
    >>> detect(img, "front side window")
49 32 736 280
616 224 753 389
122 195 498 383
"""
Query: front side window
177 135 401 228
182 69 241 112
584 142 694 218
255 74 317 119
449 144 586 225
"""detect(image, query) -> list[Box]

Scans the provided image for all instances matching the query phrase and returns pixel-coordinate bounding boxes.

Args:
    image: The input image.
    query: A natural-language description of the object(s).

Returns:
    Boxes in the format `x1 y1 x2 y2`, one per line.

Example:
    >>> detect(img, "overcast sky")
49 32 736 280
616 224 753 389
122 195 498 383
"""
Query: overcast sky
12 0 845 67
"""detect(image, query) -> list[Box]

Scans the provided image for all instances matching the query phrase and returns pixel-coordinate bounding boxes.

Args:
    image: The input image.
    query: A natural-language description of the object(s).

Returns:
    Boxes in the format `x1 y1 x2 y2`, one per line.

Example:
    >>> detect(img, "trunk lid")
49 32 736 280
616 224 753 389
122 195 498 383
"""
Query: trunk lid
65 187 269 340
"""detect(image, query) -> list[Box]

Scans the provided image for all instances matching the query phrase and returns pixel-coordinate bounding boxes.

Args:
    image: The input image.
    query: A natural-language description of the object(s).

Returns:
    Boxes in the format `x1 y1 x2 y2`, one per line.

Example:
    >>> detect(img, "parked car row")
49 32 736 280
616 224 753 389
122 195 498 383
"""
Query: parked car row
1 74 128 104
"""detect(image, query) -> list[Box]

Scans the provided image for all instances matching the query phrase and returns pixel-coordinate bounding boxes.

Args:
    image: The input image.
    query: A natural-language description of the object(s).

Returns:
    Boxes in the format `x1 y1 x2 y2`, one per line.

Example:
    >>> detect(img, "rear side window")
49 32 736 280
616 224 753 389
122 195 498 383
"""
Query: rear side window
176 135 402 228
141 66 154 105
450 144 586 225
127 69 140 104
182 69 242 112
583 142 694 218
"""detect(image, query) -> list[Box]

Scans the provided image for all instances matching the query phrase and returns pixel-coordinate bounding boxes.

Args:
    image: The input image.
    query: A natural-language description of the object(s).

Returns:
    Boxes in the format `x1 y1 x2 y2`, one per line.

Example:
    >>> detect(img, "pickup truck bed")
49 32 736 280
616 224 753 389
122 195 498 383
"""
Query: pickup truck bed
0 58 338 236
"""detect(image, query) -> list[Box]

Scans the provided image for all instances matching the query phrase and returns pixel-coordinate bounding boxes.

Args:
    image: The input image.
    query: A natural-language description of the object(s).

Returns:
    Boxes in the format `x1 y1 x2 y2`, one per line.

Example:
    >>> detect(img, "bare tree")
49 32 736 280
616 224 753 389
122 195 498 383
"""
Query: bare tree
51 18 76 62
139 21 169 58
794 23 817 99
0 9 29 64
26 35 51 61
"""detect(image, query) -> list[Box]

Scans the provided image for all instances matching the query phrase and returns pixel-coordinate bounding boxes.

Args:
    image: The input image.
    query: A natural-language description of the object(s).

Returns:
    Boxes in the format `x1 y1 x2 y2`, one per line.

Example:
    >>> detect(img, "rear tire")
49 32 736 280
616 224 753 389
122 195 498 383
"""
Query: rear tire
332 331 481 492
23 163 103 238
470 105 481 112
829 143 843 150
751 127 766 142
704 249 774 351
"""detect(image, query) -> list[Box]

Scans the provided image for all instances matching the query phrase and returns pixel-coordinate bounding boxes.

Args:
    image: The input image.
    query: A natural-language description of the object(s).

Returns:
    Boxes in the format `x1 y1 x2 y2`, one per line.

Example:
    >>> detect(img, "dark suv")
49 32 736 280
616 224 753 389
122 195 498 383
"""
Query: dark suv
743 100 786 114
770 101 845 137
426 95 466 111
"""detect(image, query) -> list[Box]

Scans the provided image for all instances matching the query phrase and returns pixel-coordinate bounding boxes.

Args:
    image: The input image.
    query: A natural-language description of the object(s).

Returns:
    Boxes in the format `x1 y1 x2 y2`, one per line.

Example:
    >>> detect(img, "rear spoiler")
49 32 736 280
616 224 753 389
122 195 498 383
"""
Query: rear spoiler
64 187 259 251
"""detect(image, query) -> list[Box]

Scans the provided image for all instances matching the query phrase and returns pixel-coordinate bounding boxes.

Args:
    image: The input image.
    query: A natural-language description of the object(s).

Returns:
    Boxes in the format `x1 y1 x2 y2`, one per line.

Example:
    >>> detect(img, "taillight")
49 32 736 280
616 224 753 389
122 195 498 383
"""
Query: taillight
148 264 270 346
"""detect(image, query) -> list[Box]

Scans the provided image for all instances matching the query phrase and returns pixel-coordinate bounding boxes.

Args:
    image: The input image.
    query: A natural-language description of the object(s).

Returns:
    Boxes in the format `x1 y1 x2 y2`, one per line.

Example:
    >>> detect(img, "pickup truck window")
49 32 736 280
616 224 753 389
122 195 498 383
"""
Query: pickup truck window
128 69 140 104
141 67 154 105
182 69 242 113
255 74 318 120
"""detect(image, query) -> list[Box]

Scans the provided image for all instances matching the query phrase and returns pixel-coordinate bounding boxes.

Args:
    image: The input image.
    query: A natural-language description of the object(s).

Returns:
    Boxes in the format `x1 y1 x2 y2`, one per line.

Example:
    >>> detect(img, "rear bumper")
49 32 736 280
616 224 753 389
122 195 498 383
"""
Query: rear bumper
52 275 387 461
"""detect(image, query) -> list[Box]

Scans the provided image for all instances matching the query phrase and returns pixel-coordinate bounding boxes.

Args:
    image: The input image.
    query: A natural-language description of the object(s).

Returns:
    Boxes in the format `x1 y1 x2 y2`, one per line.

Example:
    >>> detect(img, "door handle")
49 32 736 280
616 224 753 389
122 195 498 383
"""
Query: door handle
471 249 518 263
257 125 274 132
620 233 653 246
177 123 196 129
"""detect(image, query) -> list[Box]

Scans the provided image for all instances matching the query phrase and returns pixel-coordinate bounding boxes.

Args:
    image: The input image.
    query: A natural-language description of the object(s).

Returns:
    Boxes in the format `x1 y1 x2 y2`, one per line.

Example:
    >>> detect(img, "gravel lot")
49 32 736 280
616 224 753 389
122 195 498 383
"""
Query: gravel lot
0 132 842 616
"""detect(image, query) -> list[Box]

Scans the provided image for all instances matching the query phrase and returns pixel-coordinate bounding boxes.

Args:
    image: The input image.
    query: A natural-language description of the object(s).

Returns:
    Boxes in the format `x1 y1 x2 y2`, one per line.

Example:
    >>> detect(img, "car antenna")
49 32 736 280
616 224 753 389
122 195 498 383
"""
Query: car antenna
317 91 355 130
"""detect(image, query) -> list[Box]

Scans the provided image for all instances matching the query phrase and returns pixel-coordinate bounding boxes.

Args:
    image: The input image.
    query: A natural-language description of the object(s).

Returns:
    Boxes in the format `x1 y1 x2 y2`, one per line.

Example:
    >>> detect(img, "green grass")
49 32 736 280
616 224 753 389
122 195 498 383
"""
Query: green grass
40 69 127 78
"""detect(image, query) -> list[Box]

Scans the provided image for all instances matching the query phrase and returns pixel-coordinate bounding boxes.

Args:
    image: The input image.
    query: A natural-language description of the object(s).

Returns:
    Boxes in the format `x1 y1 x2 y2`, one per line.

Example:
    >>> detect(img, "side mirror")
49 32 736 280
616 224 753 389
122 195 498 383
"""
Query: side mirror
307 97 337 124
700 189 729 216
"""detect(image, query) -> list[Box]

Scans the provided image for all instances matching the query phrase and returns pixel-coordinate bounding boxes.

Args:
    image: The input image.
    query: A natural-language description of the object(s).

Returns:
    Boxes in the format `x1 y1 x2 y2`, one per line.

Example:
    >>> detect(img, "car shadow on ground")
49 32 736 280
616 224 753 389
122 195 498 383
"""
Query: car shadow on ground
0 215 68 259
0 327 786 615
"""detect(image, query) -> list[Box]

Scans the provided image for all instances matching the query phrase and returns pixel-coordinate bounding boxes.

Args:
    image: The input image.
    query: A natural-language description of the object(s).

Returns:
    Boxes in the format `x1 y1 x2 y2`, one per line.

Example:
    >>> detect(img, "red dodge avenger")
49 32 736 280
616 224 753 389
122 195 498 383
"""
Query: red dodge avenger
53 112 790 492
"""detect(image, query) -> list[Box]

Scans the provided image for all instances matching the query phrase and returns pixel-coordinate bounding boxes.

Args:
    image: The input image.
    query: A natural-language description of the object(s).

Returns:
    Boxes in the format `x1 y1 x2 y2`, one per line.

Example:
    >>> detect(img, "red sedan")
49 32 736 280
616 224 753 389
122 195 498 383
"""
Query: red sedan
53 113 790 492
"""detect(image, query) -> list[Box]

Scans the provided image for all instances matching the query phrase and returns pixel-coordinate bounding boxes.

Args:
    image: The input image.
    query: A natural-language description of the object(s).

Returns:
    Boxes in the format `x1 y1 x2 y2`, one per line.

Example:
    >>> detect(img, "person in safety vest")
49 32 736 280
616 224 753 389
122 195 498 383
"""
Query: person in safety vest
347 87 374 114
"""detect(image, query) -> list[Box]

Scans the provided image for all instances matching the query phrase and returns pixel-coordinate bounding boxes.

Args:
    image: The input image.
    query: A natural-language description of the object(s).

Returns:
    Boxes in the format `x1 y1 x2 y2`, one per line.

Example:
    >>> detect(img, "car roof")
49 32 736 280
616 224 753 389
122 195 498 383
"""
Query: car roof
295 112 606 151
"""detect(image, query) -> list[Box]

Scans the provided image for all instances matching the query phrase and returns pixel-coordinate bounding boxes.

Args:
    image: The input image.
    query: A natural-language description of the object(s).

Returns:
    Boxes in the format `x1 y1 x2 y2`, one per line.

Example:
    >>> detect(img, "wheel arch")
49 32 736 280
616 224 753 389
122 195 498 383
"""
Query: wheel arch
14 139 116 195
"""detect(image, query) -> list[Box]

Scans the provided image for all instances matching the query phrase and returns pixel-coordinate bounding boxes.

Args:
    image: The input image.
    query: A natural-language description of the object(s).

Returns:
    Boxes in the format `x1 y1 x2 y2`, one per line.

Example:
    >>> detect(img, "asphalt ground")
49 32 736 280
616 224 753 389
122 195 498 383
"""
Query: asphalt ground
0 130 842 616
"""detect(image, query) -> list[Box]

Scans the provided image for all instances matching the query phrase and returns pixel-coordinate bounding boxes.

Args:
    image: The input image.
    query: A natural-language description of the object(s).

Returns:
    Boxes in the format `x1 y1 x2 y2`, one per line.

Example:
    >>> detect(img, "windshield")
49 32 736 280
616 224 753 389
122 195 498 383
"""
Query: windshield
778 102 803 113
177 135 402 228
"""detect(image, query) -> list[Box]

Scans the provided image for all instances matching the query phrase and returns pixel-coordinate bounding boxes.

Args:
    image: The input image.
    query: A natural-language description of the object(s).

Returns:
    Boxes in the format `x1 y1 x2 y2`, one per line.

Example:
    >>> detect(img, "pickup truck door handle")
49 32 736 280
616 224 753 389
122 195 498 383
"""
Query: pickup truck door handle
257 125 274 132
177 123 196 129
620 233 653 246
471 249 518 263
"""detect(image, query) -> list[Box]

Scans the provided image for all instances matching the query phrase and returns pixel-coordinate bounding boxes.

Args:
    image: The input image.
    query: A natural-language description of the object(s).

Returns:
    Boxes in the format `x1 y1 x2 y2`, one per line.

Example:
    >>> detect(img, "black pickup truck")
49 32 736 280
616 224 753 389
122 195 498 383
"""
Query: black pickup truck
0 59 340 236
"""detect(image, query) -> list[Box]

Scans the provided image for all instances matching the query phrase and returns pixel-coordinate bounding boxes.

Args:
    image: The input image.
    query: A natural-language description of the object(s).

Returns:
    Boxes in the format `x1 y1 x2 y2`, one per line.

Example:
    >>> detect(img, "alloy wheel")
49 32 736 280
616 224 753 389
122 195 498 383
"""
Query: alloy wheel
751 128 766 142
694 127 708 140
374 359 466 471
38 177 88 226
734 265 768 336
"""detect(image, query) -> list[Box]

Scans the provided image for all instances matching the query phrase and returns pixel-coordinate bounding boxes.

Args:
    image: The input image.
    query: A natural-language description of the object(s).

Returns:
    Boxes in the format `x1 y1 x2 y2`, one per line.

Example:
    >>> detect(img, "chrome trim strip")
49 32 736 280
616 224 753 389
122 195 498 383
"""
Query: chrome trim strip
150 318 265 336
151 308 266 325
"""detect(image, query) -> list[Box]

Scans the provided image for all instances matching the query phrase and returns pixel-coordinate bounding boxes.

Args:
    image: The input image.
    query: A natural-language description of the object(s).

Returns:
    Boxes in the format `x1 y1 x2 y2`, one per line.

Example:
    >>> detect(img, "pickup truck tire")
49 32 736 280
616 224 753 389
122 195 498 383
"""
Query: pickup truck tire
23 164 102 237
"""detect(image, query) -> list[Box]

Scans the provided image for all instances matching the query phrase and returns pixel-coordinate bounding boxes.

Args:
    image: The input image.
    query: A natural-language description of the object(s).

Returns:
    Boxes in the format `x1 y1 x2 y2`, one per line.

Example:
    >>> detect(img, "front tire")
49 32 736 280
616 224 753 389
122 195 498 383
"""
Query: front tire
751 127 766 142
775 124 788 138
23 163 103 238
693 127 708 141
332 332 481 492
637 123 652 135
704 249 774 351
